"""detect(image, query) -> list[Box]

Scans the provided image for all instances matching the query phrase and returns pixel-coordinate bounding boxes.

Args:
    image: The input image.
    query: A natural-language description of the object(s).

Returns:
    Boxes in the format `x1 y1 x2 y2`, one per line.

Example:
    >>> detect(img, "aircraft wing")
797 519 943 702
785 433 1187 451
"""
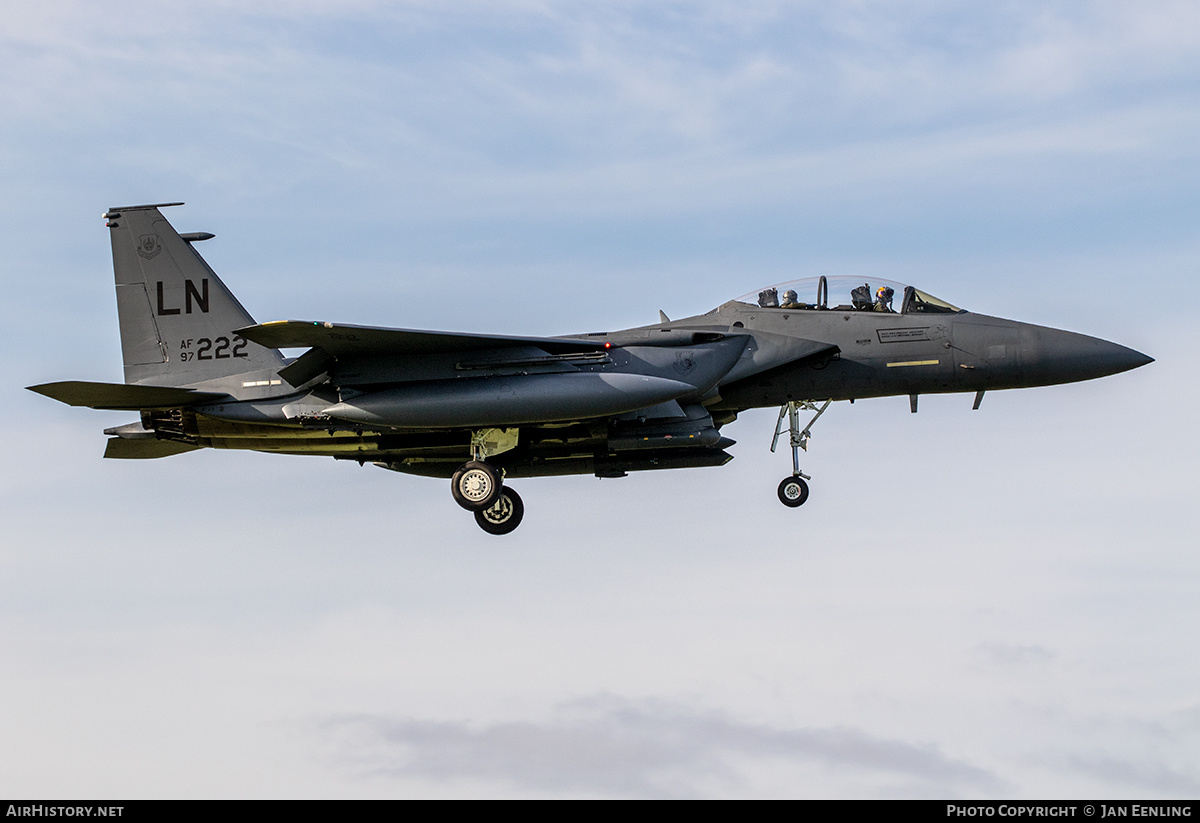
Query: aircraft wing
27 381 228 410
235 320 610 357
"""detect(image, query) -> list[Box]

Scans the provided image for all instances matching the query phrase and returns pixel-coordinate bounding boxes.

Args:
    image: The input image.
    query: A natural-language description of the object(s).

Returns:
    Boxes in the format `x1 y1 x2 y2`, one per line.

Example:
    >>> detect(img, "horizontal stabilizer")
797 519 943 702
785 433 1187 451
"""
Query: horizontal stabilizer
236 320 610 357
27 381 227 410
104 437 201 459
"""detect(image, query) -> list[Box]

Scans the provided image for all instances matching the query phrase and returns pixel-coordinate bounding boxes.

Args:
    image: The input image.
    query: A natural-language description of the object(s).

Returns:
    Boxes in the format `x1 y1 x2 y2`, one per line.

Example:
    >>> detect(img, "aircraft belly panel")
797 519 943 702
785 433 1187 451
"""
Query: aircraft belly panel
380 447 734 479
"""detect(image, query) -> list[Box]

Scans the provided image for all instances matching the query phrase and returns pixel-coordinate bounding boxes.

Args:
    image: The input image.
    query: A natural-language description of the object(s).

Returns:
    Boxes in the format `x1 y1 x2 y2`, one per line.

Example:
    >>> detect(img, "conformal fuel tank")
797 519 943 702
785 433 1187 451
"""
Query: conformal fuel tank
323 372 697 428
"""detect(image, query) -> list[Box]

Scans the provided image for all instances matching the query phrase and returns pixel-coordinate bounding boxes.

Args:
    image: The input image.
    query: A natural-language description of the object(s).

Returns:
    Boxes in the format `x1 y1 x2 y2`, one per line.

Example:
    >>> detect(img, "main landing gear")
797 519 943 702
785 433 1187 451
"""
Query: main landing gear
451 459 525 535
451 461 502 510
452 429 525 535
771 399 830 509
474 487 524 535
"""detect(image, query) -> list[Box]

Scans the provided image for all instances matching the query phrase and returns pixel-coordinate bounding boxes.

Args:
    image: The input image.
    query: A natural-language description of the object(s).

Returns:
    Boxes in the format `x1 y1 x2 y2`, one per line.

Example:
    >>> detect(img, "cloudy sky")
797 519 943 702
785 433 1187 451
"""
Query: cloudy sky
2 0 1196 798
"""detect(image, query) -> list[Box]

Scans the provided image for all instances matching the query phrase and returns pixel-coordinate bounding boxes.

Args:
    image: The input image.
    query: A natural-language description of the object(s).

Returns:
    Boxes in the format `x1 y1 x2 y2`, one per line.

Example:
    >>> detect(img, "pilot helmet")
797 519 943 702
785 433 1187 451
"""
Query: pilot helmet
782 290 798 304
876 286 894 303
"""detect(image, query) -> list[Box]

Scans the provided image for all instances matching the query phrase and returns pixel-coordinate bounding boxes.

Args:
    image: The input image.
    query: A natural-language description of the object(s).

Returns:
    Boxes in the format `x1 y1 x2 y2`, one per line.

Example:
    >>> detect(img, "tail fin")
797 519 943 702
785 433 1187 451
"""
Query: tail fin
104 203 284 388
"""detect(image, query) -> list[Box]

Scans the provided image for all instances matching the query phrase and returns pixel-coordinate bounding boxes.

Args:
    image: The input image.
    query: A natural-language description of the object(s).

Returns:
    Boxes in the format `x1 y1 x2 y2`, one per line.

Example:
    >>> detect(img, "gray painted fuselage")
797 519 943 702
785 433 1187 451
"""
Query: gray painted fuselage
30 204 1152 492
656 299 1151 410
178 294 1149 481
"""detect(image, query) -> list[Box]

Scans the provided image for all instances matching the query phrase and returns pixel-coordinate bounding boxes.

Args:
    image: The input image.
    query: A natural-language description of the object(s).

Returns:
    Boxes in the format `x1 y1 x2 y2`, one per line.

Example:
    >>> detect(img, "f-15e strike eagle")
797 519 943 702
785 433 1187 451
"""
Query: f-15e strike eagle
29 203 1152 534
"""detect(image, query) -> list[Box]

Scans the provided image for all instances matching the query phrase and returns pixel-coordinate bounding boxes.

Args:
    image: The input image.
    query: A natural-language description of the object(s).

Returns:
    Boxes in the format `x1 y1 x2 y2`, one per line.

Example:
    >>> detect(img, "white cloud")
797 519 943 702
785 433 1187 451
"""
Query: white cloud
321 697 1003 797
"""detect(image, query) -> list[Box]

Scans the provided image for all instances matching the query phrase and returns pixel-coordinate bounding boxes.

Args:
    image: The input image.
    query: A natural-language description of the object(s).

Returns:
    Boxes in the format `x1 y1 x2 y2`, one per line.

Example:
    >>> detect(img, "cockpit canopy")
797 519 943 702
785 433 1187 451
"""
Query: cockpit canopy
734 276 962 315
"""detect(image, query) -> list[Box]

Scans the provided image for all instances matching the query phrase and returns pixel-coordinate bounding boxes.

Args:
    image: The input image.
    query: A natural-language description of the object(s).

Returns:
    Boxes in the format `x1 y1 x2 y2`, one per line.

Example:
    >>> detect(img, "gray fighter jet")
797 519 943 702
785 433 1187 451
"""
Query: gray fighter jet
29 203 1152 534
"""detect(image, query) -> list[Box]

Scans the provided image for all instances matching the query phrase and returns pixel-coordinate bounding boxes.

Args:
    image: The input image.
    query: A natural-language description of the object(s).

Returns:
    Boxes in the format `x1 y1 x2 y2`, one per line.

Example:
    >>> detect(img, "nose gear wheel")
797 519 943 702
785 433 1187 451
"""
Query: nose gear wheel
777 475 809 507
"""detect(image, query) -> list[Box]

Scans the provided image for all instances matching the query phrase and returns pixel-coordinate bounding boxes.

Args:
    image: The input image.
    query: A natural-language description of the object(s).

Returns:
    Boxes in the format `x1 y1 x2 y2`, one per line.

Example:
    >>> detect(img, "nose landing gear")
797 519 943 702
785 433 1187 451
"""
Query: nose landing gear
771 399 830 508
777 475 809 507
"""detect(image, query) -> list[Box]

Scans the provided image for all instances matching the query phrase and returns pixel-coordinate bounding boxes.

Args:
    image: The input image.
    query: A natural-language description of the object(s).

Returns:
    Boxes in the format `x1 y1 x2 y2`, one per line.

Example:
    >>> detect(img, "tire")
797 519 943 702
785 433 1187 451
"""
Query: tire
475 487 524 535
777 475 809 508
451 461 502 511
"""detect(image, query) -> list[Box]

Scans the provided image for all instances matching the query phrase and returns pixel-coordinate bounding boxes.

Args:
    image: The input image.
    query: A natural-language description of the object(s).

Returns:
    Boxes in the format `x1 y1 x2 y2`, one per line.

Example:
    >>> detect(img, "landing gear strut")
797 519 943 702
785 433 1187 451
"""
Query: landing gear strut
771 399 830 508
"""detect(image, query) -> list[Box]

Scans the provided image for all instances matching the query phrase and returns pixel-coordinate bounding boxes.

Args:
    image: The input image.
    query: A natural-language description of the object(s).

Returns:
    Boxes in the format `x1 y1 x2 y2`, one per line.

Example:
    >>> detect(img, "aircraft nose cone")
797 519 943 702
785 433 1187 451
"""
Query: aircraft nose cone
1114 346 1154 372
1028 327 1153 384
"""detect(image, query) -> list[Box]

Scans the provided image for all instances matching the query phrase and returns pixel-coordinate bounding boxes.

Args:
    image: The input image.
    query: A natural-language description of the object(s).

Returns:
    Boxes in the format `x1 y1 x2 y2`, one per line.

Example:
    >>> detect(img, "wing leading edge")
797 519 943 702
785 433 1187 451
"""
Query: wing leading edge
235 320 611 357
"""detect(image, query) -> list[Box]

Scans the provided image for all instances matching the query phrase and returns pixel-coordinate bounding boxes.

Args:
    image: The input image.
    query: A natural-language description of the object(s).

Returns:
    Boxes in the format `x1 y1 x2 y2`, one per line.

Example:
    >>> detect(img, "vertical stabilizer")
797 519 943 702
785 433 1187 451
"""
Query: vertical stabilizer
104 203 284 388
